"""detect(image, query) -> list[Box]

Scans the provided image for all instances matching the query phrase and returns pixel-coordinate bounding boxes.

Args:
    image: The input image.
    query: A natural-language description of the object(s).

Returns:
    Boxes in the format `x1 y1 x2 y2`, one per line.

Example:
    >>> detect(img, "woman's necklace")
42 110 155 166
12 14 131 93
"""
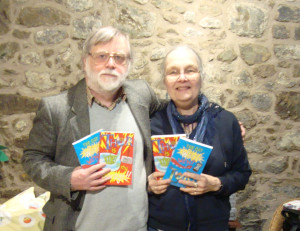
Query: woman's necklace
181 122 198 138
178 103 200 138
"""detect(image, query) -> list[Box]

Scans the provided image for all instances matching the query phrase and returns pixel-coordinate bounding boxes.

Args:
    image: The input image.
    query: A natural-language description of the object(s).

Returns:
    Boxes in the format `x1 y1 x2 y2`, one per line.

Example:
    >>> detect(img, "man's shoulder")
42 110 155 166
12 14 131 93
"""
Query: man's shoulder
123 79 153 98
42 79 85 100
40 78 86 110
123 79 148 87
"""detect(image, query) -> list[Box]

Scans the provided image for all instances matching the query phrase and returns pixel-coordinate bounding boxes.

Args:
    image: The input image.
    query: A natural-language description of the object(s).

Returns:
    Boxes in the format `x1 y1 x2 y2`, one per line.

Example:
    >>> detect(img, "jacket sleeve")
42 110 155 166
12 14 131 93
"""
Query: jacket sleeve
214 112 252 197
22 98 75 201
143 81 168 116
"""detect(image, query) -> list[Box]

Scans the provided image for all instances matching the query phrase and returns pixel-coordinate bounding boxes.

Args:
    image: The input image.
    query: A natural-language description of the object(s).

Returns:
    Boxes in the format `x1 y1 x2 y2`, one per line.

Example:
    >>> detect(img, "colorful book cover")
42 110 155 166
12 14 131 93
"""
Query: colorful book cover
99 131 134 186
72 129 102 168
151 134 186 173
163 137 213 188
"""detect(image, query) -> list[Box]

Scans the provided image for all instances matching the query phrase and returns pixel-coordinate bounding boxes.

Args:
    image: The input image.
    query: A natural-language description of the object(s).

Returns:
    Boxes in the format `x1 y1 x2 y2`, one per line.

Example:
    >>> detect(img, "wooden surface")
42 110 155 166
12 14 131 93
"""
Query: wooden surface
229 220 242 231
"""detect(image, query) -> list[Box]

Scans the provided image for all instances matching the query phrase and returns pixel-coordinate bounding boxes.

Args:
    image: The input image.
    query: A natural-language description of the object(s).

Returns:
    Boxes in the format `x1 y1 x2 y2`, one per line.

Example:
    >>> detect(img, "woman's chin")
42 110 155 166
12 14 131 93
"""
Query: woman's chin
173 94 194 103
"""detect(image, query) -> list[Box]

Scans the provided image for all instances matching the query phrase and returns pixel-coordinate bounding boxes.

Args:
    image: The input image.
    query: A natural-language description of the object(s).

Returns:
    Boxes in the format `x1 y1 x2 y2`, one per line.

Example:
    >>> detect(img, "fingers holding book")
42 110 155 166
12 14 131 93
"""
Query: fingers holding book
70 163 111 192
148 172 171 194
179 172 222 196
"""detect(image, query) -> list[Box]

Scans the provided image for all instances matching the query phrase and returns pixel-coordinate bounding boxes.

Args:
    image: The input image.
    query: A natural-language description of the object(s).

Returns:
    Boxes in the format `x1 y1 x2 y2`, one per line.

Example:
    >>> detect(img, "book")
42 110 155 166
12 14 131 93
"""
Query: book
99 131 134 185
163 137 213 188
72 129 102 168
151 134 186 173
283 200 300 212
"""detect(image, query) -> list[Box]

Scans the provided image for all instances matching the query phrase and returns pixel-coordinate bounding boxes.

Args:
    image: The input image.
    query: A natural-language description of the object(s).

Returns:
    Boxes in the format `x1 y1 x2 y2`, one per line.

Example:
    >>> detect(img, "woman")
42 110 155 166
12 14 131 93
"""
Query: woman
148 46 252 231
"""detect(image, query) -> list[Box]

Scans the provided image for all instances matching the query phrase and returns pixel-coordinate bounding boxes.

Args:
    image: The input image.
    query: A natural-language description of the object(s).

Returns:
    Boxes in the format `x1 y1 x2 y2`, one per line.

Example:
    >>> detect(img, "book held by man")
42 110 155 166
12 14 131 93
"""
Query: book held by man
72 130 134 186
99 131 134 186
151 134 186 173
72 129 102 168
163 137 213 188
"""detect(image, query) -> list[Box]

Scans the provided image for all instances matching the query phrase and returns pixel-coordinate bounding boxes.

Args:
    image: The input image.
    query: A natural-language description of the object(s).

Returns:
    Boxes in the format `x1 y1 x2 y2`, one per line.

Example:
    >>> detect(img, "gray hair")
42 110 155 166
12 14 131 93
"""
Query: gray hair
83 26 132 63
161 45 204 79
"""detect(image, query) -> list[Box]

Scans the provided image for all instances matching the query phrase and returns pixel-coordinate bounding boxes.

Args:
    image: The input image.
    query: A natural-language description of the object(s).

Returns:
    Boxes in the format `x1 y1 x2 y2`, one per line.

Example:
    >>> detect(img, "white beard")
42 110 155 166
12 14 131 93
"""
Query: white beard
85 63 128 93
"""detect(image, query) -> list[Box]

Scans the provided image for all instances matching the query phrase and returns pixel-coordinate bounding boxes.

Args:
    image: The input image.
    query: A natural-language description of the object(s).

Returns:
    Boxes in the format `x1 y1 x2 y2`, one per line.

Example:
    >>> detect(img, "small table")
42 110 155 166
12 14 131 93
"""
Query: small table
229 220 242 231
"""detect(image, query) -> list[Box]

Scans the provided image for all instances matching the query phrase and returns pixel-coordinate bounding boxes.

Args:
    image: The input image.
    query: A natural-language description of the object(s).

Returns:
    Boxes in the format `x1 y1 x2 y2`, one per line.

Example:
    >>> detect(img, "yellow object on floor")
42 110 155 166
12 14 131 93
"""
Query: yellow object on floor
0 187 50 231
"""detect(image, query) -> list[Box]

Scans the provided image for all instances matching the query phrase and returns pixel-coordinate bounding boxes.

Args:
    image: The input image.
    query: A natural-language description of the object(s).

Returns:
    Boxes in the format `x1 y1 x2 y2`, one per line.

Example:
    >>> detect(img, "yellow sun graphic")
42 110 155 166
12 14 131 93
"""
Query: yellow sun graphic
80 142 99 158
106 170 130 184
177 147 204 162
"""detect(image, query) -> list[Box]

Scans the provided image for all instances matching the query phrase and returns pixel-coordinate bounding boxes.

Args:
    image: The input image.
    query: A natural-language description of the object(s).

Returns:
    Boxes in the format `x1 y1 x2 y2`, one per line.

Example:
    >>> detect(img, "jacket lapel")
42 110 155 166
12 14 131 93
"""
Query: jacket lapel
69 79 90 142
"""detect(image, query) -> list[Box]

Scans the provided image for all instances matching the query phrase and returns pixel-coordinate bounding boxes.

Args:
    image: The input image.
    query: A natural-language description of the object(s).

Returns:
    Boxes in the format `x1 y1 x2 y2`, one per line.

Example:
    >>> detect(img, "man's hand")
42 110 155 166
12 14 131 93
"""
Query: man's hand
70 163 111 191
239 121 246 142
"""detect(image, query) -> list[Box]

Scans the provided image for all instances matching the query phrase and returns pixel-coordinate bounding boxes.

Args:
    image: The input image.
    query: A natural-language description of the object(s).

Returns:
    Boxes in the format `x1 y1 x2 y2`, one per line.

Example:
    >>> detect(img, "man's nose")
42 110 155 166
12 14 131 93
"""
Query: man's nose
105 56 116 68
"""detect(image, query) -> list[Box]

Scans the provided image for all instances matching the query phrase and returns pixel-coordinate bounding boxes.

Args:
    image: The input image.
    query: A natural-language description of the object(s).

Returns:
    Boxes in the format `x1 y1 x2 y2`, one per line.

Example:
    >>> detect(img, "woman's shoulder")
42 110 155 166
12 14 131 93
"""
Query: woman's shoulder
207 103 237 121
210 106 240 133
151 106 168 119
150 107 173 135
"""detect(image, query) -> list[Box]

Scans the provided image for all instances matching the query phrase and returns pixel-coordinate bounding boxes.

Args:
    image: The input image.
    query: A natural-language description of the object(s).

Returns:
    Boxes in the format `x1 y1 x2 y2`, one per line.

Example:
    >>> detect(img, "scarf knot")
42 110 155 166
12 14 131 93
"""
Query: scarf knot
166 94 222 145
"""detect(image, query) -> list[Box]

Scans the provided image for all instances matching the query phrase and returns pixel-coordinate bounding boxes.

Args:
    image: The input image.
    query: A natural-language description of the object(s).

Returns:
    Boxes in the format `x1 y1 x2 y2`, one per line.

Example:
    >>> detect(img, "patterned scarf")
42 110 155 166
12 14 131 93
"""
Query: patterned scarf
166 94 223 231
166 94 222 145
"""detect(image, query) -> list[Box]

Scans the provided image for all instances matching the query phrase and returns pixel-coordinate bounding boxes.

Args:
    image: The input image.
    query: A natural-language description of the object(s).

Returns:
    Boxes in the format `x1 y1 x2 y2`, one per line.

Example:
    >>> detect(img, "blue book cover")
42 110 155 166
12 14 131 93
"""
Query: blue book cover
163 137 213 188
72 129 102 167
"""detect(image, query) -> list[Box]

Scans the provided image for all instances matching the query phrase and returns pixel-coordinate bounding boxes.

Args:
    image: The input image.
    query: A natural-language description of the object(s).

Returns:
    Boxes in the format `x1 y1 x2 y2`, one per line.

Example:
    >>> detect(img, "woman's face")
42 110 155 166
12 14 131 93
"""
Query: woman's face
164 48 201 109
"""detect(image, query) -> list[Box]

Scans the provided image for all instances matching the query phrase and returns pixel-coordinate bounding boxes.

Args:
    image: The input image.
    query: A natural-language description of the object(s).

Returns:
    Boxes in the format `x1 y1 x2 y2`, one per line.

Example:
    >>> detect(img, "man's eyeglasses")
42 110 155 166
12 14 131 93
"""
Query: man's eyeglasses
89 51 128 65
165 68 200 79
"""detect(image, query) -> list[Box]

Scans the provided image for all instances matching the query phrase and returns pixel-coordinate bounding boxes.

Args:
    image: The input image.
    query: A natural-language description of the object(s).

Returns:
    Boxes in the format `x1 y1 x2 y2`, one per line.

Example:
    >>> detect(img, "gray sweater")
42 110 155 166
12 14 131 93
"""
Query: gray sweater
76 101 147 231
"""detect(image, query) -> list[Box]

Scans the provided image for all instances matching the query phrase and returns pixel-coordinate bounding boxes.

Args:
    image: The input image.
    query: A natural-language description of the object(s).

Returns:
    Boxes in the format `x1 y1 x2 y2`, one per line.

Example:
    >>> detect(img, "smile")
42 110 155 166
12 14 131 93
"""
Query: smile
176 86 190 90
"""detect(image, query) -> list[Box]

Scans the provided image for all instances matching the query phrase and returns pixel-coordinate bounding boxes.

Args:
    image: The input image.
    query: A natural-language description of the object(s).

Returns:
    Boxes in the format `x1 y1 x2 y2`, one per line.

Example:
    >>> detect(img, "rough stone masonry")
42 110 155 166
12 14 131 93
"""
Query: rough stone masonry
0 0 299 230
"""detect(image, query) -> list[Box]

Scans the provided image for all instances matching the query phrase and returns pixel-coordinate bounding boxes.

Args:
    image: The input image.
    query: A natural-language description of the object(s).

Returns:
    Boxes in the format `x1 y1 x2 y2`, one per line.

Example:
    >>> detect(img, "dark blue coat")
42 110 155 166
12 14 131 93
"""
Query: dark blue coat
148 105 252 231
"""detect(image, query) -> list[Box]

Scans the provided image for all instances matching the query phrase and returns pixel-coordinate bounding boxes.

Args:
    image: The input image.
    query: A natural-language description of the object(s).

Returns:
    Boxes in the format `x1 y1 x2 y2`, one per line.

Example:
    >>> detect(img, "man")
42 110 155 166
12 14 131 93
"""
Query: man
22 26 162 231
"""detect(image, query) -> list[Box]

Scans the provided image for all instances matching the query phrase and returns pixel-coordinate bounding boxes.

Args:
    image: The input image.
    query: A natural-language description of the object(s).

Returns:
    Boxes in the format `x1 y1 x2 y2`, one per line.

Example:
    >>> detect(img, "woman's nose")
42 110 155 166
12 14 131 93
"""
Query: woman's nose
177 72 188 81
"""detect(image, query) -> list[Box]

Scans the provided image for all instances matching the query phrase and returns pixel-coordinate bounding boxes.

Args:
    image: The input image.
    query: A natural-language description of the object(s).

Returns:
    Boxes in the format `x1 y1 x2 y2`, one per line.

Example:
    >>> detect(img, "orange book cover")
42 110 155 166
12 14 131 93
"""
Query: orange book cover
99 131 134 185
151 134 186 173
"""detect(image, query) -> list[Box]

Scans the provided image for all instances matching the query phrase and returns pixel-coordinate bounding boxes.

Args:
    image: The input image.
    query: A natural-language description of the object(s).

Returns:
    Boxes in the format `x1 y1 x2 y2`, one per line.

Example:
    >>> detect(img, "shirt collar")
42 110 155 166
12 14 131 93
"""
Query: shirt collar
86 87 126 111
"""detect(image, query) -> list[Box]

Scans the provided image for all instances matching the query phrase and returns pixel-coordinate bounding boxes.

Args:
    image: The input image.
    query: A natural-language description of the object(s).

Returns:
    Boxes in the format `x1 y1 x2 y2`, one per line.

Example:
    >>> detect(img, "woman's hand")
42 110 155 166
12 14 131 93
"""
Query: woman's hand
178 172 222 196
148 172 171 194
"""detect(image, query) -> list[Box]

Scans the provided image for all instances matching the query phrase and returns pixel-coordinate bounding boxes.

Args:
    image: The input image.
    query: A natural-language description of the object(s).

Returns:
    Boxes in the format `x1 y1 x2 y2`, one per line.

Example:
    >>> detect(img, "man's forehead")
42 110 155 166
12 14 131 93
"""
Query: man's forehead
93 36 129 50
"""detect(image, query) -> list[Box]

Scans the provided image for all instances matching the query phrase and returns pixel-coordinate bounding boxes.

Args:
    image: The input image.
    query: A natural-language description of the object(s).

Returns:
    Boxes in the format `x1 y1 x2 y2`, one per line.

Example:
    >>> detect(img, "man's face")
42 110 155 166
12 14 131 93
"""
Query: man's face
84 36 130 93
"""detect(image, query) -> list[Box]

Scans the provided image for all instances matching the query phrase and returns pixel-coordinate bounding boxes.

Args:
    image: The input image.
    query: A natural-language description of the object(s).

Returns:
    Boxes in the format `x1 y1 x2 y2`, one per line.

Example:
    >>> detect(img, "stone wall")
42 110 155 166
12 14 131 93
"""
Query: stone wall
0 0 299 230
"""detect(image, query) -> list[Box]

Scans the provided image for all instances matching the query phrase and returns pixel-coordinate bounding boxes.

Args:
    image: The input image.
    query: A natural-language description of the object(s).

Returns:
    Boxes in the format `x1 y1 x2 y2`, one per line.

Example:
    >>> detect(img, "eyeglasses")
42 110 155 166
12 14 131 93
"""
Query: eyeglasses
89 51 128 65
165 67 200 79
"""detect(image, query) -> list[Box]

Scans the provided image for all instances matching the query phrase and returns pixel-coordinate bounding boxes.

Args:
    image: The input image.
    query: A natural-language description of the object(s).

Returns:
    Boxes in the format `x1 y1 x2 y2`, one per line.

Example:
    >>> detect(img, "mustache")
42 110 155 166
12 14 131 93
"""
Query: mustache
98 69 120 77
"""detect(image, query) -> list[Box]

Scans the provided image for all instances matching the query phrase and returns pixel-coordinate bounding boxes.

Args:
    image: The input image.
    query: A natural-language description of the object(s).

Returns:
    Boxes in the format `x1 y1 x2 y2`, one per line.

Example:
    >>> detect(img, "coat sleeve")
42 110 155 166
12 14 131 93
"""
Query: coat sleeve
214 111 252 197
142 80 168 116
22 97 75 201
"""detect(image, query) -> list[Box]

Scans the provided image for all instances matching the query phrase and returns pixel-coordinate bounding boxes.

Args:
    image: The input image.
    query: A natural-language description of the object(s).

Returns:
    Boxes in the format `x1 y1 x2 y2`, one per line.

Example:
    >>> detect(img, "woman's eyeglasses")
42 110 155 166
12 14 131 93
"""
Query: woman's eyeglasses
165 68 200 79
89 51 128 65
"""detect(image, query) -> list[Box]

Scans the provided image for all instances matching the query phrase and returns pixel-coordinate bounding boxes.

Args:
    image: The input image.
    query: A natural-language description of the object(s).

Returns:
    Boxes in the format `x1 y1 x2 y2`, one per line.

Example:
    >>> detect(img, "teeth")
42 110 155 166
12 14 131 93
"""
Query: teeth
177 86 189 90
